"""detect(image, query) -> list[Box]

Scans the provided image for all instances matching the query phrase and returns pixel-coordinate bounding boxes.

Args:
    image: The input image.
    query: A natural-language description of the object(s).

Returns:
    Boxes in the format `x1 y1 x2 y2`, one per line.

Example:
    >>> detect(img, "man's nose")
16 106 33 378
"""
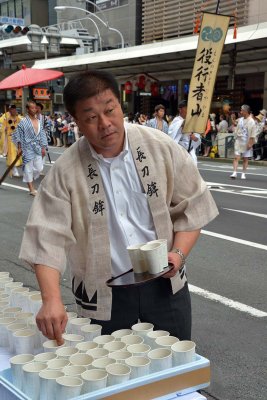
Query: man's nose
99 114 111 128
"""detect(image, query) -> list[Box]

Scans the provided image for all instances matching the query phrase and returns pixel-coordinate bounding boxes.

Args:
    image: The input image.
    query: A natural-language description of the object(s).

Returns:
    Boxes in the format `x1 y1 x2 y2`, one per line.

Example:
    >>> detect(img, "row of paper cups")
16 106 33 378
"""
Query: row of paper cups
127 239 168 274
10 337 195 400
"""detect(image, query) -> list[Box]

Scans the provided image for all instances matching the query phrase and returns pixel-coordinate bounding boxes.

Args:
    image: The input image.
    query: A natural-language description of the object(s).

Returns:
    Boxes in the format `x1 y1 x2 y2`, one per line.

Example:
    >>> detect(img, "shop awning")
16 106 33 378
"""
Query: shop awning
31 22 267 80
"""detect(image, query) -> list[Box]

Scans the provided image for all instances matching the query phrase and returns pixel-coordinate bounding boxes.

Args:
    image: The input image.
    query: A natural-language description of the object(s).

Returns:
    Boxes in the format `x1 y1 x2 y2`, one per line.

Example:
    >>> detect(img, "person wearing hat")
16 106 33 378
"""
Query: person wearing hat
230 104 257 179
146 104 169 134
168 100 201 165
0 104 23 177
253 109 266 160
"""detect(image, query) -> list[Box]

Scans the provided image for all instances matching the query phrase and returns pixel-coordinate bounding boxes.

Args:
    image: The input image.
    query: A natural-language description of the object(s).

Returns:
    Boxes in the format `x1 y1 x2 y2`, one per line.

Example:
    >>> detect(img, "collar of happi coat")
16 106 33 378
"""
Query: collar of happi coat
77 137 112 301
127 123 168 240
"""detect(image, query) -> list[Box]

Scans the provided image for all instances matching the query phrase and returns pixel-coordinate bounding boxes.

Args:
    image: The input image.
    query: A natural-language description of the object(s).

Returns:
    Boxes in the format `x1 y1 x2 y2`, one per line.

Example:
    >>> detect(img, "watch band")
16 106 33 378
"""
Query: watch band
171 248 186 268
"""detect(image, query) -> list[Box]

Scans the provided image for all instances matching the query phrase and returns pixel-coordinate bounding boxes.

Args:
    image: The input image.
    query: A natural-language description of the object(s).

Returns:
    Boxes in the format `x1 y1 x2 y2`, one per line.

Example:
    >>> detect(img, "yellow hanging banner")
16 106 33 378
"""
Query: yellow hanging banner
183 12 230 134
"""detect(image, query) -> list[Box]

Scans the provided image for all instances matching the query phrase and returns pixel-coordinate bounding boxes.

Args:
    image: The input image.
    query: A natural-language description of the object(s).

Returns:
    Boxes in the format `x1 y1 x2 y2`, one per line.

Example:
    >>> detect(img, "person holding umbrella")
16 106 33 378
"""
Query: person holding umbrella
12 100 47 195
0 104 23 176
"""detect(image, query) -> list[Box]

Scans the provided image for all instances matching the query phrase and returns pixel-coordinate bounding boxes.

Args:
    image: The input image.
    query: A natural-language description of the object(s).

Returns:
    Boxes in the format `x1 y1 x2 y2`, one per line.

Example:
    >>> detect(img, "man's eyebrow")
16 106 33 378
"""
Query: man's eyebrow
82 99 114 113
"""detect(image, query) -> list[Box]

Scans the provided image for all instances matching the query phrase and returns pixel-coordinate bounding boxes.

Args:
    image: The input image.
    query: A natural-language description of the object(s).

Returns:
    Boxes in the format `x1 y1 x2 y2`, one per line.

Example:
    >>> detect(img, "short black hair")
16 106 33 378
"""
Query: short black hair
178 100 187 108
36 102 43 110
64 70 120 117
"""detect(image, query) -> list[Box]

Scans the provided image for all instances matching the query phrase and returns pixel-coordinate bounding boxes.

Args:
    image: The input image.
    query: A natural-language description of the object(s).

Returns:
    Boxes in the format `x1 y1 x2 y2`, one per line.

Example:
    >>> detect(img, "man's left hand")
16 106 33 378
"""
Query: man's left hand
163 252 183 278
41 148 46 157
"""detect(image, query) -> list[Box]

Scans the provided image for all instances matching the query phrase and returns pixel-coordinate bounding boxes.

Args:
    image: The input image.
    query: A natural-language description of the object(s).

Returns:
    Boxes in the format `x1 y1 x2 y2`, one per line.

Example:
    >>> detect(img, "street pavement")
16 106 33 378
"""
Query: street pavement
0 148 266 400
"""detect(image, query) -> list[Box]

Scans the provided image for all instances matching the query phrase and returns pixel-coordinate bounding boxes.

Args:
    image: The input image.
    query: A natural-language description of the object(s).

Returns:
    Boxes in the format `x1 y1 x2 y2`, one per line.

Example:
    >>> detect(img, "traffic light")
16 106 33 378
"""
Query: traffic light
0 24 29 36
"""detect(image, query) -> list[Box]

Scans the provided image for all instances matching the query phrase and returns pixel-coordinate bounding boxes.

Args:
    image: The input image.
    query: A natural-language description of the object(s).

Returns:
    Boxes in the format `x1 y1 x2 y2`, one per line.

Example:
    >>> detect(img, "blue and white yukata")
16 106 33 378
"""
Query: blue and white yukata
13 115 48 183
146 117 169 134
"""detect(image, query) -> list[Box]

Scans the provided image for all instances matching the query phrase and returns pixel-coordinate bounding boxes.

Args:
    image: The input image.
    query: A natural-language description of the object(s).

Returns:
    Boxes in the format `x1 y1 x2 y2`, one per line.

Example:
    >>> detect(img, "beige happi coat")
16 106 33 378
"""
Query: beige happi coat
20 123 218 320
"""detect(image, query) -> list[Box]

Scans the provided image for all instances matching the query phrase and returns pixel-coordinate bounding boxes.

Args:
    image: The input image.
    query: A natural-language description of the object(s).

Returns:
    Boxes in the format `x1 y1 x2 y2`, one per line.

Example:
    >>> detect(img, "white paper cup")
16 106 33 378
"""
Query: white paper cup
111 328 133 340
86 347 109 359
127 343 151 356
92 357 116 370
15 312 34 324
171 340 196 366
140 242 168 274
75 341 99 353
106 363 131 386
68 317 91 335
9 287 30 307
145 330 170 348
63 364 87 377
29 293 42 316
93 334 115 347
0 300 10 310
121 334 144 346
62 333 84 347
0 271 9 278
66 311 78 320
39 369 65 400
47 358 70 370
43 339 66 352
5 281 23 294
28 317 45 350
103 341 126 352
125 356 151 379
13 328 36 355
10 353 34 390
0 276 13 289
0 293 10 301
69 353 93 368
81 368 108 394
0 317 17 347
2 306 22 318
7 322 28 353
127 243 148 273
81 323 102 341
65 312 78 331
22 361 47 400
34 352 58 364
155 335 179 349
56 346 80 359
21 291 40 311
148 348 172 373
109 350 132 364
131 322 154 337
55 376 83 400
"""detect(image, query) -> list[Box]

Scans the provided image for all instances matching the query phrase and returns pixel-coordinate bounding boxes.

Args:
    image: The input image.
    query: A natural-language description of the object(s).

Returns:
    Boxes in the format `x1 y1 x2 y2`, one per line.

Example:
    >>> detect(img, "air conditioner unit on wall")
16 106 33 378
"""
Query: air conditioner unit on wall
54 93 63 104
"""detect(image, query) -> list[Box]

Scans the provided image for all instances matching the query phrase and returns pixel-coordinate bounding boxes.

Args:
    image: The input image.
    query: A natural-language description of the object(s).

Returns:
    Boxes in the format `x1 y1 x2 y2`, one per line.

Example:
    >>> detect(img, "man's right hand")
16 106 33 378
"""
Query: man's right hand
36 300 68 345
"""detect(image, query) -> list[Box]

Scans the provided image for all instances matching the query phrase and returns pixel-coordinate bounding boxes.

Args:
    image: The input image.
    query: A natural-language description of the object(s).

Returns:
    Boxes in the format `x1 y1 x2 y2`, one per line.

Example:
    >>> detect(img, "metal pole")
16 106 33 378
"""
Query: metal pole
215 0 221 14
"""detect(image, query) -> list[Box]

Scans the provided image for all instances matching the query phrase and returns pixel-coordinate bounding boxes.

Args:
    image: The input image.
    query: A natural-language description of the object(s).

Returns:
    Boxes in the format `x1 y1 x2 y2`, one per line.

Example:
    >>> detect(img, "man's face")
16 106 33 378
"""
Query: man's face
9 108 17 117
36 106 42 114
156 108 165 119
240 108 248 118
179 106 187 119
27 103 37 117
73 89 125 158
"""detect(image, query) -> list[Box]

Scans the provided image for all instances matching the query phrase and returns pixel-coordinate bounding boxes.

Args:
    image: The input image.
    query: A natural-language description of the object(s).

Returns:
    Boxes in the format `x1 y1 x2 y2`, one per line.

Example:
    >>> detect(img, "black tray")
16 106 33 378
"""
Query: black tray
106 265 174 287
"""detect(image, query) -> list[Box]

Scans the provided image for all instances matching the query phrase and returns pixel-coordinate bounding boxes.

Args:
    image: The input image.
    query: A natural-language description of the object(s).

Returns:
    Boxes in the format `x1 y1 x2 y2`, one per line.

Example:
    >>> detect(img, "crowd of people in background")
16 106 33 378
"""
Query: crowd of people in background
124 102 267 167
1 98 267 193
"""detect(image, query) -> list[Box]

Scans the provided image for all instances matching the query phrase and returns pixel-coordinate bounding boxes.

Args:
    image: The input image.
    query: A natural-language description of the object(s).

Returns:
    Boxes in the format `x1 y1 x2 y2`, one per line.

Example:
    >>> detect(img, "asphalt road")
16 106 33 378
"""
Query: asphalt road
0 149 266 400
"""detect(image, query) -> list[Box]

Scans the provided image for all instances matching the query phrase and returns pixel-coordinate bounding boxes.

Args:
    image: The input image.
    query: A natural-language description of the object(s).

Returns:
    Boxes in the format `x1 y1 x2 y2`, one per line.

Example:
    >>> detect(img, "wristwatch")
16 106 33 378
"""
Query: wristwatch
171 248 186 269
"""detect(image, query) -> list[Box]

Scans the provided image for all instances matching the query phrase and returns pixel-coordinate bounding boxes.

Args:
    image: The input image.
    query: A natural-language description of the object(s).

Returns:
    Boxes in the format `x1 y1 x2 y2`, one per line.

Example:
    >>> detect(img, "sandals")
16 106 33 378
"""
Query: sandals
29 190 37 196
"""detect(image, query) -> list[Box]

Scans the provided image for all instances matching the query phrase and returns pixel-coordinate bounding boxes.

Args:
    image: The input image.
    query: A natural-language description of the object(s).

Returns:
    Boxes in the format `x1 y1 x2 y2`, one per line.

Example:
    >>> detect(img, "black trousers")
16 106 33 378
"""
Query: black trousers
91 278 191 340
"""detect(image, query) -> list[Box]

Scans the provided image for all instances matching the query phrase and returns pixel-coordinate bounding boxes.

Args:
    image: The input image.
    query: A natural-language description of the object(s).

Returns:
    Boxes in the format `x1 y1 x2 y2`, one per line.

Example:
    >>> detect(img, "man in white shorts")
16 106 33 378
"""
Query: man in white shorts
13 101 48 195
230 104 256 180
